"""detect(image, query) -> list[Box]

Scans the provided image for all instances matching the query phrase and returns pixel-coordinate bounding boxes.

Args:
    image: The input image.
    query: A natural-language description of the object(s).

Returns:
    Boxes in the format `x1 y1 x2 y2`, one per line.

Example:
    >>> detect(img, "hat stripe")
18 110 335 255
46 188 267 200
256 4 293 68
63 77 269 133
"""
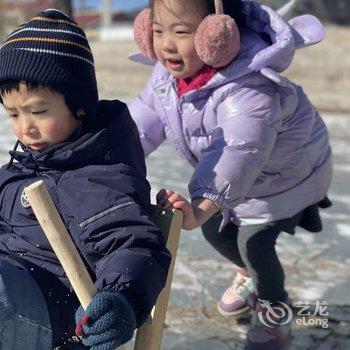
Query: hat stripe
16 47 95 66
7 27 88 41
32 16 79 27
3 37 92 54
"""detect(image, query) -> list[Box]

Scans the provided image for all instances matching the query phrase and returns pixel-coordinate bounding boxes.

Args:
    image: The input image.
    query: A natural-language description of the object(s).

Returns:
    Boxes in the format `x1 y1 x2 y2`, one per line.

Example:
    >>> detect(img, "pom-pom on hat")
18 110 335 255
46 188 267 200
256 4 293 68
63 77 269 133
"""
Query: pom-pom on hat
0 9 98 119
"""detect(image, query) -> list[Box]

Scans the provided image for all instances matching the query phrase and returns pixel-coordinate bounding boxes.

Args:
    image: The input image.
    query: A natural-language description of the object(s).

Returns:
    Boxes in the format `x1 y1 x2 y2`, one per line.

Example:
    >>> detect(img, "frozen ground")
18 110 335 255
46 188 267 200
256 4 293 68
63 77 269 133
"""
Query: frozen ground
0 109 349 349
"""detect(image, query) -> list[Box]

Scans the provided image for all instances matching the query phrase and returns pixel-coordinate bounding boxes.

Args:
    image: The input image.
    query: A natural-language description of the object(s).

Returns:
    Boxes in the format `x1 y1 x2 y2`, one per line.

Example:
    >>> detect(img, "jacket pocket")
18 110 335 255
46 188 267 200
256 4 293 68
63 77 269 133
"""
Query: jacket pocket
78 201 135 228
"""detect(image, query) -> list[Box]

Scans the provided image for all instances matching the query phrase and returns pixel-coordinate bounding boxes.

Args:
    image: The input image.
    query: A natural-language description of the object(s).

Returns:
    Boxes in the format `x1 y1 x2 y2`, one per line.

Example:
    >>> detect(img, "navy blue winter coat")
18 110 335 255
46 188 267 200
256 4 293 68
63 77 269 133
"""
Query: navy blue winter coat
0 100 171 327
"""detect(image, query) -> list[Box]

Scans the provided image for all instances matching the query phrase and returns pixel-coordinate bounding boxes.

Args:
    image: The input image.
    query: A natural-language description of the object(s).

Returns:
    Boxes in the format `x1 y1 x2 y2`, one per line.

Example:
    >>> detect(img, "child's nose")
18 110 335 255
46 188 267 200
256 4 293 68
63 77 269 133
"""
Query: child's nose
163 35 176 53
21 118 38 136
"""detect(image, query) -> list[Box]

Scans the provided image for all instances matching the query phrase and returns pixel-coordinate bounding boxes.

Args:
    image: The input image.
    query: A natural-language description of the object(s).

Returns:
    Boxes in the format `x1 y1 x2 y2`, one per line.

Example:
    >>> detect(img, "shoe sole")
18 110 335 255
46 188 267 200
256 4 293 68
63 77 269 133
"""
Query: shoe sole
217 301 251 318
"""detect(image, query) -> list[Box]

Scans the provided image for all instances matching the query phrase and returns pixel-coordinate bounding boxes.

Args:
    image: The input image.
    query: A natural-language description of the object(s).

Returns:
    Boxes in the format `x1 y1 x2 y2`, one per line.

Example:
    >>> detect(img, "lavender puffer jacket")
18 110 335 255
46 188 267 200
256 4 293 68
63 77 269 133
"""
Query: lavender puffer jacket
128 1 332 226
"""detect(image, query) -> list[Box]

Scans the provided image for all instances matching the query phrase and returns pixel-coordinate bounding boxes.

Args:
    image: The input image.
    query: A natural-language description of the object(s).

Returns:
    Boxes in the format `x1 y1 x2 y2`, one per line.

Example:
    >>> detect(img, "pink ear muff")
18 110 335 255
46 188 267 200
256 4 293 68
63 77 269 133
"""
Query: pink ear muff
195 14 240 68
133 8 157 60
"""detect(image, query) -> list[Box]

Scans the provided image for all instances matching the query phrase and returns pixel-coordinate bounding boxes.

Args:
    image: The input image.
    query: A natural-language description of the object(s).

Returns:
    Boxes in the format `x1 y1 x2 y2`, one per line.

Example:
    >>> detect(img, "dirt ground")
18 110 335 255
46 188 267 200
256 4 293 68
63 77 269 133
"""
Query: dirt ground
89 24 350 114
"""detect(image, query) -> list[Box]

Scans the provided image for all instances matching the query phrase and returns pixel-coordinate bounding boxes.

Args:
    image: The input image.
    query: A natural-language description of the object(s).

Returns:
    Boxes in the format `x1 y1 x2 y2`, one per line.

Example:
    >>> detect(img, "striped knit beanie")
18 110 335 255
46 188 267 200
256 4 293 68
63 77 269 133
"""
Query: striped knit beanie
0 9 98 119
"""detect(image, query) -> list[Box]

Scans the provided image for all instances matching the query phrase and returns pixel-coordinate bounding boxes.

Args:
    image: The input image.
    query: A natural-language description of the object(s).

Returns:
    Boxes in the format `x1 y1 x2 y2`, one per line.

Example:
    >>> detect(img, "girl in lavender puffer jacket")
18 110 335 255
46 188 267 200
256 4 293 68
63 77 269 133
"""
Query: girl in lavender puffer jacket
129 1 332 348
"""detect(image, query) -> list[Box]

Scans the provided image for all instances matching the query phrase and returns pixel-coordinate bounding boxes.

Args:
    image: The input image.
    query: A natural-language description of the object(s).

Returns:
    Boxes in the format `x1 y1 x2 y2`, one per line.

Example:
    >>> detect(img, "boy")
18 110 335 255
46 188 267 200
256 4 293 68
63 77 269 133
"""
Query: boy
0 9 171 350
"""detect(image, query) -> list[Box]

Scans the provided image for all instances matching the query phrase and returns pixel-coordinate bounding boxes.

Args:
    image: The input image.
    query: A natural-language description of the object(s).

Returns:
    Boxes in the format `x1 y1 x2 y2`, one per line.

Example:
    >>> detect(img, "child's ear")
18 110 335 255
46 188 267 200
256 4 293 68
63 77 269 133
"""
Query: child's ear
77 109 86 118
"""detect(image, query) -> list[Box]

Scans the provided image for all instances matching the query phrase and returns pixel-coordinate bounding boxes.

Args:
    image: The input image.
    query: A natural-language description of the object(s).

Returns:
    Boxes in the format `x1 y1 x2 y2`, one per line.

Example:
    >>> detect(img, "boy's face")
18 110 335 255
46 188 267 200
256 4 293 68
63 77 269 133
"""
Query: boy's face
152 0 206 79
1 82 79 152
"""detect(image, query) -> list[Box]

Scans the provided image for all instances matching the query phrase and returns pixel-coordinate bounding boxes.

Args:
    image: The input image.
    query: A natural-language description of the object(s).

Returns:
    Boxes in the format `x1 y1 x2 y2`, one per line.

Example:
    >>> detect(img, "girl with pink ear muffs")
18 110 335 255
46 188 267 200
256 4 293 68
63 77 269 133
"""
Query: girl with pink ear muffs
129 1 332 349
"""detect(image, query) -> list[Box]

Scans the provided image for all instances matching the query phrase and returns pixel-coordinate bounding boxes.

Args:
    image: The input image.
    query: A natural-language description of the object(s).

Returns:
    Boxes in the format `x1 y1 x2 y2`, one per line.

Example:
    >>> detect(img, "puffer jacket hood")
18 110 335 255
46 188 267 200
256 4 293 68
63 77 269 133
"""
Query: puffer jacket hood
241 1 298 73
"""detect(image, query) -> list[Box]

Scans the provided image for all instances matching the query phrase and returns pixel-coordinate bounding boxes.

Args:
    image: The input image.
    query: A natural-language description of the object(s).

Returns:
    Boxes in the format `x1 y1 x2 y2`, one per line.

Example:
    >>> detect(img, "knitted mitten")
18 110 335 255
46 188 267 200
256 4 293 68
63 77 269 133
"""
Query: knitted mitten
75 291 136 350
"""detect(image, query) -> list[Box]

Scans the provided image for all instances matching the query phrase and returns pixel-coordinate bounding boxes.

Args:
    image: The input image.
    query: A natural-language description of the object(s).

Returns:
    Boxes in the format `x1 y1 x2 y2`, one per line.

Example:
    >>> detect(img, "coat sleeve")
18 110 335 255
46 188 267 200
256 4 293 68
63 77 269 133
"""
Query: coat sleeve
56 167 171 326
128 68 166 156
188 84 282 209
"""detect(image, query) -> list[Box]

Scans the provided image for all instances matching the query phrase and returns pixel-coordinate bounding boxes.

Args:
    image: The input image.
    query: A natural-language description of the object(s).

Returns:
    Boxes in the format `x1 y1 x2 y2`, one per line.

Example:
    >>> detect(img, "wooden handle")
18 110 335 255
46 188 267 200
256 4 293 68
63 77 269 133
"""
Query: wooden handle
26 180 125 350
134 209 183 349
26 180 97 309
215 0 224 14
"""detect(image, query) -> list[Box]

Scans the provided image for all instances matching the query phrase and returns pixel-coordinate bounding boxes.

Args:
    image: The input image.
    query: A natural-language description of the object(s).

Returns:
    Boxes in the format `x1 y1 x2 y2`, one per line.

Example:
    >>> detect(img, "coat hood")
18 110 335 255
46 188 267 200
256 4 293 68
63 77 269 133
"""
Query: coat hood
210 1 326 86
240 1 297 73
239 1 325 73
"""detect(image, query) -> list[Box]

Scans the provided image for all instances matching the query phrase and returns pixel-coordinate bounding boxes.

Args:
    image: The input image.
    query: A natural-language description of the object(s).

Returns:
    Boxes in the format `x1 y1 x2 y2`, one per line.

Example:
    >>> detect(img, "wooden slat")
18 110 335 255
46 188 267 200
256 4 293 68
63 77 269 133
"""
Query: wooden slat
134 207 183 350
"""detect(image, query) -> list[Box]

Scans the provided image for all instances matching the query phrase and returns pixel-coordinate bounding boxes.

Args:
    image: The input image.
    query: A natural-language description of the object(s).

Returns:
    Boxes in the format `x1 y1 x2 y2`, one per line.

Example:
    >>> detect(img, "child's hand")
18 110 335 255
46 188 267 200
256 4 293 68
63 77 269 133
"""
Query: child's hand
75 291 136 350
156 189 218 230
156 188 199 229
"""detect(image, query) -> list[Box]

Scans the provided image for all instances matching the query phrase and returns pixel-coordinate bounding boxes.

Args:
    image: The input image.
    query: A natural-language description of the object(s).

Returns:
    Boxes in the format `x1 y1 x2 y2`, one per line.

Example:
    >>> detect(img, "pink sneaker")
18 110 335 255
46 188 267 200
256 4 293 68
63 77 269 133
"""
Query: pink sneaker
217 268 255 317
245 299 292 350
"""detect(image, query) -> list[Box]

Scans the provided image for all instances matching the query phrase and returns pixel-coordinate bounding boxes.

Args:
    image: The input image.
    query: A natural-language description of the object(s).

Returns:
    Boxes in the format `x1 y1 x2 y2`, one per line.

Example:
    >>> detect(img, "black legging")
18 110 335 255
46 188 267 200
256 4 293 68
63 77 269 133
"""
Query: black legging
201 212 303 302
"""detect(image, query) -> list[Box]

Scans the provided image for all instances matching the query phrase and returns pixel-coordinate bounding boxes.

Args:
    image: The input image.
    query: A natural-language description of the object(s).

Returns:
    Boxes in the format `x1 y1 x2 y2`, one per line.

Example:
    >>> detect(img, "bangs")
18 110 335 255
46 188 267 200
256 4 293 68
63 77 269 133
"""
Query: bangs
150 0 211 18
0 80 79 118
0 80 41 102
